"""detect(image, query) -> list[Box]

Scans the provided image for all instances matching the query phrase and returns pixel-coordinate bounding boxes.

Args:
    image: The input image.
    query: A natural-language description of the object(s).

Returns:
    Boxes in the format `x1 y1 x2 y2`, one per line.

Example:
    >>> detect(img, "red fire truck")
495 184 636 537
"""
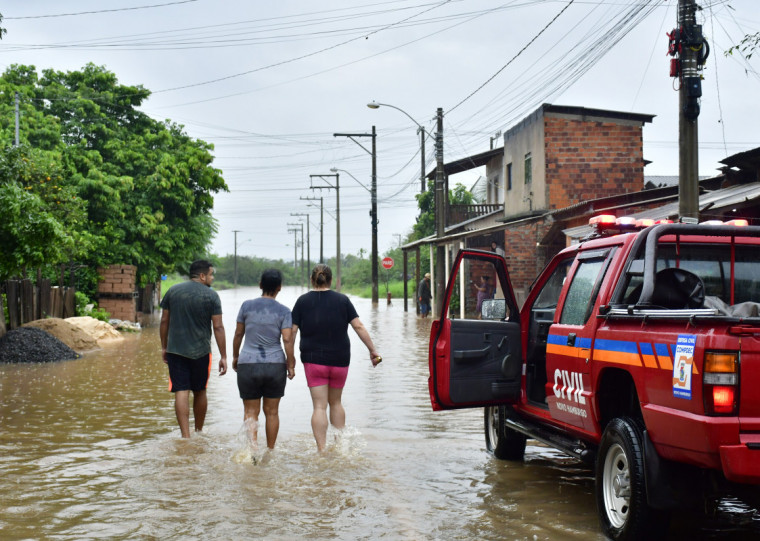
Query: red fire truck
428 216 760 540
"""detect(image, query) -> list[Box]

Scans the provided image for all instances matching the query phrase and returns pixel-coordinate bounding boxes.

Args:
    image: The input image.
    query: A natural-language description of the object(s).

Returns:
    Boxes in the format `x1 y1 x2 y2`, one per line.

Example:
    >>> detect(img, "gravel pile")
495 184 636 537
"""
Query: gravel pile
0 327 81 363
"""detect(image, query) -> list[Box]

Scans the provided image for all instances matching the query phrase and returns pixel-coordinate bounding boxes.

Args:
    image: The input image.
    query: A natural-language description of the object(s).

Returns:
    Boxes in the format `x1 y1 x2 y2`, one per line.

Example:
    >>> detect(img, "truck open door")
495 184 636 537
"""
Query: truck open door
429 249 523 410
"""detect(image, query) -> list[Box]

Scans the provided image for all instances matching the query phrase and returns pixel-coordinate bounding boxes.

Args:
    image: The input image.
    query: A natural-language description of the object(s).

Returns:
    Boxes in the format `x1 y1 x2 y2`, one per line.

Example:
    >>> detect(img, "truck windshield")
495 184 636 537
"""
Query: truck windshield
622 243 760 306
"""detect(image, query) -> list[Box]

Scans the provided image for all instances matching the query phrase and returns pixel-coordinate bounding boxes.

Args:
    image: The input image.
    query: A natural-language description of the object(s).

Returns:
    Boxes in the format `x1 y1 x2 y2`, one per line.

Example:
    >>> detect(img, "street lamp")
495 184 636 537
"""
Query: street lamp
367 101 427 194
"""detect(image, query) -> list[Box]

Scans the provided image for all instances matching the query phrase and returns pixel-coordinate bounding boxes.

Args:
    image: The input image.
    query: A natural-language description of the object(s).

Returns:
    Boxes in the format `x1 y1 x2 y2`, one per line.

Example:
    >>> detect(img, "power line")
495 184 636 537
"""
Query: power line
4 0 199 20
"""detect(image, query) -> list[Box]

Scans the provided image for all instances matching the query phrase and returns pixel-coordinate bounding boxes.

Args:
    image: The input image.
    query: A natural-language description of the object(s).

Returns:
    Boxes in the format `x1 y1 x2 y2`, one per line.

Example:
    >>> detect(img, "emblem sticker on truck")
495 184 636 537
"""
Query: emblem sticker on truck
672 334 696 399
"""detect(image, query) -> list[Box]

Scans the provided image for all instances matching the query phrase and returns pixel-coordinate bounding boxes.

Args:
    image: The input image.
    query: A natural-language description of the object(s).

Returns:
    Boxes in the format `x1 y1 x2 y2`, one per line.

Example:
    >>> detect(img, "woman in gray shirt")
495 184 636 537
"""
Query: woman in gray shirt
232 269 295 449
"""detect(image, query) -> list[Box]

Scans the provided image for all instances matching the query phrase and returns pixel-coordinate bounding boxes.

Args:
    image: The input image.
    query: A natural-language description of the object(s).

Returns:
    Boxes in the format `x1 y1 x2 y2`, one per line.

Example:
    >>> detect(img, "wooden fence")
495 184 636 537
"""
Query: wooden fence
0 279 76 338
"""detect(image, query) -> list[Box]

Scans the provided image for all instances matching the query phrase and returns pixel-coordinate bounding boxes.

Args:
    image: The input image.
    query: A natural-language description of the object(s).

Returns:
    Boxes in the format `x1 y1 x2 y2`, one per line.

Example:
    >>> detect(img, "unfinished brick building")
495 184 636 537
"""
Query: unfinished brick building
97 264 137 322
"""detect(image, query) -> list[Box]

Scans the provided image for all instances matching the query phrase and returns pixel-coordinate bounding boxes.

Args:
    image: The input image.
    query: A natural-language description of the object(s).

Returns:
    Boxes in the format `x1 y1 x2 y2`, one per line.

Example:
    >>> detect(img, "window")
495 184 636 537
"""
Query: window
524 153 532 185
559 257 608 325
534 259 573 310
507 163 513 191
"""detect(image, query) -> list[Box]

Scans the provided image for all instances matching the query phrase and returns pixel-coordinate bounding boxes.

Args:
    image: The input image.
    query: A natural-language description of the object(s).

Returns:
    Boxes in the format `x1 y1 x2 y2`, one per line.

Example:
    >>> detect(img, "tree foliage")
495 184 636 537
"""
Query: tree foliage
726 32 760 60
0 64 228 291
410 179 474 240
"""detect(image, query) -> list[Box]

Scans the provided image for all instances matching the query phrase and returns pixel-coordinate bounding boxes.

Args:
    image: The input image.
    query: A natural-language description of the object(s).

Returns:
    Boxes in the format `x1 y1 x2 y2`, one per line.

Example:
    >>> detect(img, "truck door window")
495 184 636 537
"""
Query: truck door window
448 259 506 320
559 257 608 326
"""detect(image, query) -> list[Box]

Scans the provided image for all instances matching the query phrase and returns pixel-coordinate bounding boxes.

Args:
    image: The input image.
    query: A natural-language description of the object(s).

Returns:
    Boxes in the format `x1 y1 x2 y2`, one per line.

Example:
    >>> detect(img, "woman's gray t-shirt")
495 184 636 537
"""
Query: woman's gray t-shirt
236 297 292 364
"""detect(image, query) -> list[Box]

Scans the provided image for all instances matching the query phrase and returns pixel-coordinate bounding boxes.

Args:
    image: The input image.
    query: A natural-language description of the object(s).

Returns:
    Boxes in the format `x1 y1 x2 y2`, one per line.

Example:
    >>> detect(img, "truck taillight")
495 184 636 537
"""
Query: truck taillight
703 352 739 416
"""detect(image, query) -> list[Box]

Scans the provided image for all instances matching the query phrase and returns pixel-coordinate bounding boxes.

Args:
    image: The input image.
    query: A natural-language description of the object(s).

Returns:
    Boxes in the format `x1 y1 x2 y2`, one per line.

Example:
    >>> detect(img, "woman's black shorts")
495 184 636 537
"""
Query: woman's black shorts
237 363 287 400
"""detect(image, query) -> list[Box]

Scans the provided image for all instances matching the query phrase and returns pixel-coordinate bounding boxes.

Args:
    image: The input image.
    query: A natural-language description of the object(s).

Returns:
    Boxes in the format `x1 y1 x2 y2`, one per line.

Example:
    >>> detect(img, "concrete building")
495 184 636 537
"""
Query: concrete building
402 104 760 311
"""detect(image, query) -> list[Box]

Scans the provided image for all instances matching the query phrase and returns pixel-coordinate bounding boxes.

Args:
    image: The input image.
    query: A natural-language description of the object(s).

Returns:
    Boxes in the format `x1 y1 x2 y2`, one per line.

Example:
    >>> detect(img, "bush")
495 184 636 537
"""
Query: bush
74 290 110 321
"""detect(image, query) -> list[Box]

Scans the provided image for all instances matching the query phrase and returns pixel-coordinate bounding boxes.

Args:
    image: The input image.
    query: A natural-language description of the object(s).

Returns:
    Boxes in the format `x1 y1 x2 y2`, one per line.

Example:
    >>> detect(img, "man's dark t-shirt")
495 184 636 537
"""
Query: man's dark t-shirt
291 290 359 367
160 280 222 359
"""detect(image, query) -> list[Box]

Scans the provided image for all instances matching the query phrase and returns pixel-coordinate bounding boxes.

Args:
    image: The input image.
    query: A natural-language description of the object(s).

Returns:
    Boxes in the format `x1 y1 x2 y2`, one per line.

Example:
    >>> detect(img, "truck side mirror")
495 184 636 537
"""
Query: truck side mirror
481 299 507 320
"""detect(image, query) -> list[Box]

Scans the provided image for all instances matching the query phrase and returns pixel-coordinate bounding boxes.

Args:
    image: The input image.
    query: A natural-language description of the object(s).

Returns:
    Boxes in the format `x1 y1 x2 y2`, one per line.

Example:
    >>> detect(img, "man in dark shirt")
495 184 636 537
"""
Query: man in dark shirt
418 272 432 318
160 260 227 438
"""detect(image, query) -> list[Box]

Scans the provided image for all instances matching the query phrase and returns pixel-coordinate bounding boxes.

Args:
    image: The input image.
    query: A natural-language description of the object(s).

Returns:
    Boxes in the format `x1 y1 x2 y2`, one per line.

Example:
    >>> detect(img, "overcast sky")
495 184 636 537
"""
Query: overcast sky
2 0 758 263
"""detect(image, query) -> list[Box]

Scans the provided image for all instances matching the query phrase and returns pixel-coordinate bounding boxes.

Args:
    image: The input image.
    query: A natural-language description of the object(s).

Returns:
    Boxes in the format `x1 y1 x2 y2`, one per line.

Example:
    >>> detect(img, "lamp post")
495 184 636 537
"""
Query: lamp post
333 128 378 304
367 101 429 313
310 173 341 290
367 101 426 194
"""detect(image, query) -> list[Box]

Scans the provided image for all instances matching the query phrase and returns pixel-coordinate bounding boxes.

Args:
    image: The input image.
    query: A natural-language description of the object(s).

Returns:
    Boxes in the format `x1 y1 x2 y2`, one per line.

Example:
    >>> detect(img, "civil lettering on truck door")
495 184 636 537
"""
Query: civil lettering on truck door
545 248 614 433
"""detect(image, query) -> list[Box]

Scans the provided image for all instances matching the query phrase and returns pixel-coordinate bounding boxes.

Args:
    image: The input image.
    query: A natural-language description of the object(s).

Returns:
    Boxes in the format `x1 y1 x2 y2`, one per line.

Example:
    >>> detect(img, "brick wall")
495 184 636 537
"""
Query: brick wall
544 117 644 210
97 265 137 321
502 219 552 306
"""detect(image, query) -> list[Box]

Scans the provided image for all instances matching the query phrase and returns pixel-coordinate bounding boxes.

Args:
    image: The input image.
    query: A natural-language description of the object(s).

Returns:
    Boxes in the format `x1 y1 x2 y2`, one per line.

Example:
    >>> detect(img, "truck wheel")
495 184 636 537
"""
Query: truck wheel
484 406 526 460
596 417 669 541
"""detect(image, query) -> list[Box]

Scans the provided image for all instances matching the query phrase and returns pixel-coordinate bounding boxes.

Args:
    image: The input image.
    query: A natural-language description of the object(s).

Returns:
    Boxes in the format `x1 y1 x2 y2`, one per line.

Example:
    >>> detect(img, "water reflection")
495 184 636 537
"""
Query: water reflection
0 286 757 539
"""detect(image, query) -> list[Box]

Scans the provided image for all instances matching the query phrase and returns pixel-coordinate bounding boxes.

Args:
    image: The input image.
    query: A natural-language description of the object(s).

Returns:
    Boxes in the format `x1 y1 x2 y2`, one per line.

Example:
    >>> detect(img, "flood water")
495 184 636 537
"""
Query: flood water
1 285 758 540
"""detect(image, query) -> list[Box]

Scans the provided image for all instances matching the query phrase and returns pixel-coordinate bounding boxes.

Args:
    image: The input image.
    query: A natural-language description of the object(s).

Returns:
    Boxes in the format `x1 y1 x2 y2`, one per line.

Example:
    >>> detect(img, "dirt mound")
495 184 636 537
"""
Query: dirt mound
66 316 124 345
23 318 99 352
0 326 80 363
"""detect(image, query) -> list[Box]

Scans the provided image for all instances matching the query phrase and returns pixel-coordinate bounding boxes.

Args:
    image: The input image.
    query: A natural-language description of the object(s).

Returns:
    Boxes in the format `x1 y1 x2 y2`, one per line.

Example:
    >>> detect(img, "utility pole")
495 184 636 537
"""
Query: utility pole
14 92 19 147
333 128 379 304
300 196 323 263
288 227 298 273
371 125 378 305
232 229 241 288
310 173 341 290
291 213 311 277
289 220 307 285
434 107 446 318
669 0 707 220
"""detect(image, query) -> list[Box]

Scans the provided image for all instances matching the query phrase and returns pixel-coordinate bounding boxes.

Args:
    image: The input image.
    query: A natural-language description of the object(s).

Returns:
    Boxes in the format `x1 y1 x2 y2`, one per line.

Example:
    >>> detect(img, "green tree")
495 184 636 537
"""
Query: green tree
0 63 229 292
0 181 67 279
411 179 474 240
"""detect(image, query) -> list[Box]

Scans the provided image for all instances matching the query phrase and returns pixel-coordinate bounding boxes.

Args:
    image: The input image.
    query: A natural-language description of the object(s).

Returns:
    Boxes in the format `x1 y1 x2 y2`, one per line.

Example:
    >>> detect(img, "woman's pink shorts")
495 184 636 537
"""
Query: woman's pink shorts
303 363 349 388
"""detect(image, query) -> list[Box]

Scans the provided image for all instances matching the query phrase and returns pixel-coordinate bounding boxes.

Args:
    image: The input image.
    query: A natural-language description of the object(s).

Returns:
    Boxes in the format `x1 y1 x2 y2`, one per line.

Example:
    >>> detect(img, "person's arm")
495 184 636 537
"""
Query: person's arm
281 327 296 380
349 317 381 367
232 321 245 372
160 309 170 364
211 313 227 376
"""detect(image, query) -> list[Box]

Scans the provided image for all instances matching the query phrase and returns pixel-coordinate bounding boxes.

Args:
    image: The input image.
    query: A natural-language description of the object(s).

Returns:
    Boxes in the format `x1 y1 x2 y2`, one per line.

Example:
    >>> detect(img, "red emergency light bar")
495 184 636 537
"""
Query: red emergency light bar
589 215 748 236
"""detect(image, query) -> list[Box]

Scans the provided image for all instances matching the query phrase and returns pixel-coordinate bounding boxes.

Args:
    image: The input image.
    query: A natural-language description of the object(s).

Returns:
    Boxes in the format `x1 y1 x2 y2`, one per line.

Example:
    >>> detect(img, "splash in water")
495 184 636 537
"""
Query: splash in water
231 417 261 464
325 425 366 457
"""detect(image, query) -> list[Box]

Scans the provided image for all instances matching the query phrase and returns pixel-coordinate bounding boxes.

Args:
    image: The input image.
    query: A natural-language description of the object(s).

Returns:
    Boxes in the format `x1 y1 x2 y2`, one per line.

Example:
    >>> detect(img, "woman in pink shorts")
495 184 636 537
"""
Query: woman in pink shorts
291 264 382 451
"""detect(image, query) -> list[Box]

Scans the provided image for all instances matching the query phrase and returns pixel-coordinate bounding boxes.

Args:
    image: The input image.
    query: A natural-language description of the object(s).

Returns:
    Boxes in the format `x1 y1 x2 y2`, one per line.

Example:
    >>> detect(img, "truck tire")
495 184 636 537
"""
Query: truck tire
596 417 670 541
484 406 526 460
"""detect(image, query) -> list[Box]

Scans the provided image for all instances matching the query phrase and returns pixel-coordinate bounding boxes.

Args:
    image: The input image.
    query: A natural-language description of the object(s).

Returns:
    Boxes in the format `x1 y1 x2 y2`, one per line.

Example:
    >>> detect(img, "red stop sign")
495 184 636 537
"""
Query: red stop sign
381 257 394 270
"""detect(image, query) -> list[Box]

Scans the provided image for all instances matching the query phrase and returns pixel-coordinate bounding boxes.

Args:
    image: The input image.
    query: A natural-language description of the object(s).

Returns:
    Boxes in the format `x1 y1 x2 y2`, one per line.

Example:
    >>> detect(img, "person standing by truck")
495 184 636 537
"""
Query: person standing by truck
160 259 228 438
418 272 432 318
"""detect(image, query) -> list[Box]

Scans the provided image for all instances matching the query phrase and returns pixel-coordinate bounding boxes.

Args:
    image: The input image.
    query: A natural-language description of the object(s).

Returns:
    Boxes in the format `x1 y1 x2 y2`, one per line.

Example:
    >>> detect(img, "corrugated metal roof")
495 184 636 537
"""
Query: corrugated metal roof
563 182 760 240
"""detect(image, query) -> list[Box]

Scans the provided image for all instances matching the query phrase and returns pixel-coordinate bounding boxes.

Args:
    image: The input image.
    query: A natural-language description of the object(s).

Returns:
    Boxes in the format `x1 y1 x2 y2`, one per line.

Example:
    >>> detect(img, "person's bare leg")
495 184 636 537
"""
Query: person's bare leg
327 386 345 430
309 385 329 451
192 389 207 433
175 390 191 438
262 397 281 449
243 398 262 447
